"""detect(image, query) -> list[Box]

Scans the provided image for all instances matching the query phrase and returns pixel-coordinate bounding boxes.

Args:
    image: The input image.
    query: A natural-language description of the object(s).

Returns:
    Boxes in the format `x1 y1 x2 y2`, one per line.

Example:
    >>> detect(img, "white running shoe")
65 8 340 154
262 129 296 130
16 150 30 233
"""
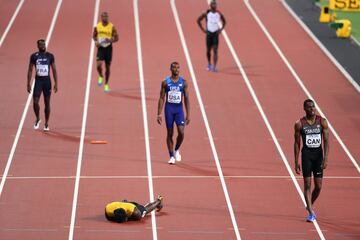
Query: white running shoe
168 157 176 165
43 124 50 132
33 119 41 130
175 150 181 162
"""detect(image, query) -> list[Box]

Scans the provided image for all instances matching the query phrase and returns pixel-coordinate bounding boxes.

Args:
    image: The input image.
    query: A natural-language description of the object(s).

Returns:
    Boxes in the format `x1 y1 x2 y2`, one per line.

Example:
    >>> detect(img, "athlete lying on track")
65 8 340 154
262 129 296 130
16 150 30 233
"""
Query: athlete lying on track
105 195 163 223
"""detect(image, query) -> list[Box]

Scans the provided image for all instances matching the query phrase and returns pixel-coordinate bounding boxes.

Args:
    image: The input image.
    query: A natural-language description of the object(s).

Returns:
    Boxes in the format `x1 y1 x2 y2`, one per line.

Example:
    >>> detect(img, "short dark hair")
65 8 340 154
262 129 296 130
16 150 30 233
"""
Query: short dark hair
170 61 179 69
113 208 127 223
37 39 45 45
303 99 314 108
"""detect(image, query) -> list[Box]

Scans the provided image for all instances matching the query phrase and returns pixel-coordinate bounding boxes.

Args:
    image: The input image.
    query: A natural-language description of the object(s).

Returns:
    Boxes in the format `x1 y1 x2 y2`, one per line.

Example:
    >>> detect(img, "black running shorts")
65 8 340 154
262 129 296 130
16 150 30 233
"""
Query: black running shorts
33 79 51 98
301 148 324 178
96 45 113 64
206 31 219 49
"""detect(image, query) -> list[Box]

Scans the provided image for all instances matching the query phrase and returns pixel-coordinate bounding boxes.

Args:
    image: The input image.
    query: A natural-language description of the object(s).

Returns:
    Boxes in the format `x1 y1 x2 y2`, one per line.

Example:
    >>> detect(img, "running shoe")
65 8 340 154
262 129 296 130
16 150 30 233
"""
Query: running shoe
33 119 41 130
207 64 213 71
156 195 164 212
306 213 316 222
168 157 176 165
104 84 110 93
174 150 182 162
43 124 50 132
97 76 103 86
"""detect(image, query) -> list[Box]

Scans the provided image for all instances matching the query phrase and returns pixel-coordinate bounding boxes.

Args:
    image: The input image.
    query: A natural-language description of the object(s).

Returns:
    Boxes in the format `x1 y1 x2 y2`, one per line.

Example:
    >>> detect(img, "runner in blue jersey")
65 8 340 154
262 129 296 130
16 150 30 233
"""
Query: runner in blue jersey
157 62 190 164
27 39 58 132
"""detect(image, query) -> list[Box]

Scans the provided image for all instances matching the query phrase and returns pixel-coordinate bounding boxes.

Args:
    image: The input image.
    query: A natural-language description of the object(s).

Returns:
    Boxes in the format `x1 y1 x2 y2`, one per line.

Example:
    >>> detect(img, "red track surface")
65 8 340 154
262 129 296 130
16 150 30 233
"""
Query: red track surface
0 0 359 240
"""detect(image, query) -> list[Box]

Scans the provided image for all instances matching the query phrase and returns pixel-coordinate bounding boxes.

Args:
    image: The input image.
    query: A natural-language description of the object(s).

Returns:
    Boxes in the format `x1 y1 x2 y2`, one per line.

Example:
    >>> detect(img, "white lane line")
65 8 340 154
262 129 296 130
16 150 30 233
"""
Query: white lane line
171 1 242 239
245 0 359 173
133 0 158 239
0 0 26 48
67 0 100 239
0 0 63 198
281 0 360 92
4 175 360 180
220 2 326 239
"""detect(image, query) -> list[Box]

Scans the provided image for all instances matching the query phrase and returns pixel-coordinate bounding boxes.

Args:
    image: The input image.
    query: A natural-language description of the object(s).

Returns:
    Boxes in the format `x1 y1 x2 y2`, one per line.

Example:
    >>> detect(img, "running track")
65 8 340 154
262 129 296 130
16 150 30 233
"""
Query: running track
0 0 359 239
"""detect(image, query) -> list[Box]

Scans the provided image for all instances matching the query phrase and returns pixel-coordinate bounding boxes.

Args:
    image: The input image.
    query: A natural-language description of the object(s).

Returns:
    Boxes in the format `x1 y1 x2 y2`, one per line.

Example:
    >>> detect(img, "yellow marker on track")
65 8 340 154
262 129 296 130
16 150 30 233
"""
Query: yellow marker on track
90 140 108 144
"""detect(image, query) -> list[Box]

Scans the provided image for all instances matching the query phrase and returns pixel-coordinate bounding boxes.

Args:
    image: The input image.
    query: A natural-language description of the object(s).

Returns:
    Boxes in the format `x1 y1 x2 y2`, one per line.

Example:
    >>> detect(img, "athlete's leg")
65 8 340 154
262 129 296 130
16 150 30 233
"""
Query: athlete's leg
33 96 40 121
213 45 218 70
44 95 51 126
144 198 162 214
105 62 111 84
312 177 322 205
166 127 174 157
206 33 212 66
303 177 314 214
96 60 104 78
174 109 185 151
175 125 184 151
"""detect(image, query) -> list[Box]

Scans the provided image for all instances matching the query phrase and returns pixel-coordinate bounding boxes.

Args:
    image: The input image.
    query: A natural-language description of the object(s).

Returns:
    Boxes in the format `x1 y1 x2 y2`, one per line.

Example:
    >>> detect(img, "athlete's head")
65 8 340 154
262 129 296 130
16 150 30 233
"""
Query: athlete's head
113 208 128 223
170 61 180 77
303 99 315 117
210 0 217 11
37 39 46 52
101 12 109 24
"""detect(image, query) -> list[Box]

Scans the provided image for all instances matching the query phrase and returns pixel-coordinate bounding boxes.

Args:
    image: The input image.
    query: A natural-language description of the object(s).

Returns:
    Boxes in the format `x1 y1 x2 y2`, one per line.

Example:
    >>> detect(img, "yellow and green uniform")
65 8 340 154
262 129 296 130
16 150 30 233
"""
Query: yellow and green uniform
105 201 136 218
96 22 113 48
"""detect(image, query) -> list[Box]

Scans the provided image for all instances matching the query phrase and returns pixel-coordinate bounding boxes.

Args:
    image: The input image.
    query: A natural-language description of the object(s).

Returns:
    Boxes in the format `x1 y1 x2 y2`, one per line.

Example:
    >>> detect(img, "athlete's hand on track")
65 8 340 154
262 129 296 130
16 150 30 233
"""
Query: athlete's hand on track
157 115 162 125
185 117 190 125
295 163 301 175
27 84 31 93
54 84 58 93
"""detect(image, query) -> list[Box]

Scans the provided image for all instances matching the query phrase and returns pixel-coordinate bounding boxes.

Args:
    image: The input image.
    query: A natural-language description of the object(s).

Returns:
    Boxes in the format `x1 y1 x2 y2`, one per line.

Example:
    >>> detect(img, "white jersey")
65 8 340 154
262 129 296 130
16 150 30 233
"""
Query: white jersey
206 10 221 33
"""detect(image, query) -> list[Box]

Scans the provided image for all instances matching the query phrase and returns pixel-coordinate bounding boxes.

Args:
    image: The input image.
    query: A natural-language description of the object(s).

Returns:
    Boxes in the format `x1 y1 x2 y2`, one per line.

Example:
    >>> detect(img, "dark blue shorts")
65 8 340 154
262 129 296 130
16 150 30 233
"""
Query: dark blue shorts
165 104 184 129
33 79 51 98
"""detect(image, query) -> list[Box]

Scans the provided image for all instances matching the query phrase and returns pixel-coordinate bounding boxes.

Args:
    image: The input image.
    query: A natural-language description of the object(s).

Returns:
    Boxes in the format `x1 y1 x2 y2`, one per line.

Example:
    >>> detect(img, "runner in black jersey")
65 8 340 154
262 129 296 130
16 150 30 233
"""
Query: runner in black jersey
27 39 58 131
294 99 329 222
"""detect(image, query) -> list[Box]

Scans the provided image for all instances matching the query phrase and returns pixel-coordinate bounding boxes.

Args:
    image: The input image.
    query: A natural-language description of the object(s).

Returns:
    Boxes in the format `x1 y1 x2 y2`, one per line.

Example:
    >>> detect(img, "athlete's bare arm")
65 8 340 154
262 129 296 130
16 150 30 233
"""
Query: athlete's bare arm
157 81 167 125
51 61 58 93
294 120 302 174
219 13 226 32
183 79 190 125
27 61 34 93
111 26 119 43
321 118 329 169
197 13 207 33
93 27 100 47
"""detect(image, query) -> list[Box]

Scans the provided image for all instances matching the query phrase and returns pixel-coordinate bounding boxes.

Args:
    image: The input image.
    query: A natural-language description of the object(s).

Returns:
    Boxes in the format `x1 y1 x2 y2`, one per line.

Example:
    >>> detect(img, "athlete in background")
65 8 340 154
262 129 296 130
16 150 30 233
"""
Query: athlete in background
27 39 58 132
93 12 119 92
197 0 226 72
294 99 329 222
157 62 190 165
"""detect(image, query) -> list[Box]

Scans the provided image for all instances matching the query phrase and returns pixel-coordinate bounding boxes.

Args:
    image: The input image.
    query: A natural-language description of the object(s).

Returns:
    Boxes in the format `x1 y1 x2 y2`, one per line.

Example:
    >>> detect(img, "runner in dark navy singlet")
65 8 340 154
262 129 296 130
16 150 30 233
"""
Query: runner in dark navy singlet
294 99 329 223
27 39 58 132
157 62 190 165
